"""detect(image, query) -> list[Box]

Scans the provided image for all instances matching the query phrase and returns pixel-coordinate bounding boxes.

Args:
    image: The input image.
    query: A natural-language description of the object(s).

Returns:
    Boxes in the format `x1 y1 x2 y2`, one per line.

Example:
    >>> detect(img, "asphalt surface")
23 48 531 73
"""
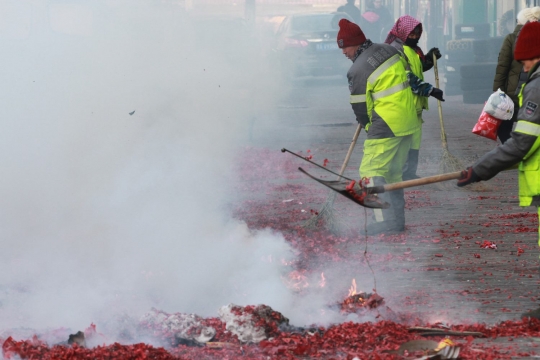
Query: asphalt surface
243 70 540 358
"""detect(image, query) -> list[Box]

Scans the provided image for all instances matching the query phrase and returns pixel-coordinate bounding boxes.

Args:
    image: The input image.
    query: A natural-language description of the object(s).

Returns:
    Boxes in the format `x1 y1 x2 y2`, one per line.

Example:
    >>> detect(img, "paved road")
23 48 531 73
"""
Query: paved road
240 70 540 357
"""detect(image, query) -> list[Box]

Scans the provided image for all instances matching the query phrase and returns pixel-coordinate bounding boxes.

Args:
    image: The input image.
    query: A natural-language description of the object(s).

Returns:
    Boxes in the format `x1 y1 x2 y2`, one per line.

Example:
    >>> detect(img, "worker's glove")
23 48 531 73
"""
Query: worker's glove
457 167 480 187
430 88 445 102
427 47 442 60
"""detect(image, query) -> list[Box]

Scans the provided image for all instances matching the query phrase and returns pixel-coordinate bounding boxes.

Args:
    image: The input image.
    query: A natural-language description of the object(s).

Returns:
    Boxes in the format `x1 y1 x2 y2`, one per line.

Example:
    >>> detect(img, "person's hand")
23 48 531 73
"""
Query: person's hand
430 88 445 101
457 167 480 187
427 47 442 60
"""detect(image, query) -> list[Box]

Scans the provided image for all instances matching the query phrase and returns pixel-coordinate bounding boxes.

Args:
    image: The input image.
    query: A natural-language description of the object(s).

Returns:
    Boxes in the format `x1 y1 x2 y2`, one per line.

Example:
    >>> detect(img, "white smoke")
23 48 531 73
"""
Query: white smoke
0 0 295 334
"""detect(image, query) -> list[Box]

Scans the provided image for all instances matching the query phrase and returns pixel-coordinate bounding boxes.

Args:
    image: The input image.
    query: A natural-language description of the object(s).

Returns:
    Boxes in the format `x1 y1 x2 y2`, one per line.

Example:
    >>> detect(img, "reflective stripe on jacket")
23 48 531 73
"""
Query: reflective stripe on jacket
348 43 419 138
516 80 540 206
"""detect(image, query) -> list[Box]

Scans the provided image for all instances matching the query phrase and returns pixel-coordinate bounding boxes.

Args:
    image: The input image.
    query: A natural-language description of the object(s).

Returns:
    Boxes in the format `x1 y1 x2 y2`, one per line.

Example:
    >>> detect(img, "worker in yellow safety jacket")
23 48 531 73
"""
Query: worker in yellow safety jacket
337 19 421 235
385 15 445 180
457 21 540 318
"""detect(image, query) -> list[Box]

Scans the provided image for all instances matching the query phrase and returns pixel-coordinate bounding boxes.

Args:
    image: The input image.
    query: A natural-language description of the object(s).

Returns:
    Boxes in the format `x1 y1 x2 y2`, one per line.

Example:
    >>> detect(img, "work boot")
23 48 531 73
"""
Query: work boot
522 307 540 319
365 177 402 236
390 189 406 231
402 149 420 181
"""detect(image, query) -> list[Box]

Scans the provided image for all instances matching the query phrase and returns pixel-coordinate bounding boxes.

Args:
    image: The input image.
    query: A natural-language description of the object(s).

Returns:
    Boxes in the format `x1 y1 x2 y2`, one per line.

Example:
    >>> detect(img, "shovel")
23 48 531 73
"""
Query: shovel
366 171 463 195
298 168 463 209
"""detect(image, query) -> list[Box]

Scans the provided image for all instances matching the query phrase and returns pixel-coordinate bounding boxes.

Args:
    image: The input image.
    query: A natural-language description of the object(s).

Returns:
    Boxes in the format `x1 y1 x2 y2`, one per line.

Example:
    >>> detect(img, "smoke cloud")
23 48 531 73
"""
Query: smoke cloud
0 0 295 335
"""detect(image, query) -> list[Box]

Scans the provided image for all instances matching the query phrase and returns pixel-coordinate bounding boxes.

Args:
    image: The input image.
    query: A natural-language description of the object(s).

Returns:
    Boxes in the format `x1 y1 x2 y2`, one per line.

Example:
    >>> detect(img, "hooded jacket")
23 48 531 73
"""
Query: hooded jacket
493 24 524 104
385 16 432 113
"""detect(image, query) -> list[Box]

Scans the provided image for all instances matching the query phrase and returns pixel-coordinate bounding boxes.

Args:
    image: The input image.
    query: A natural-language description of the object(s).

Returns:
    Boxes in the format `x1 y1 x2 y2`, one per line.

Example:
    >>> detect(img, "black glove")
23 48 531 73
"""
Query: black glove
427 47 442 60
457 167 480 187
430 88 445 102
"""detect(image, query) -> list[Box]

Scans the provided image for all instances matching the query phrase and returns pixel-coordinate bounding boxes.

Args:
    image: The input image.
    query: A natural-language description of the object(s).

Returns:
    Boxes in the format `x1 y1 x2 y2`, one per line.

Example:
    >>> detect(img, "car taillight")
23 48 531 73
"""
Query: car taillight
284 38 308 47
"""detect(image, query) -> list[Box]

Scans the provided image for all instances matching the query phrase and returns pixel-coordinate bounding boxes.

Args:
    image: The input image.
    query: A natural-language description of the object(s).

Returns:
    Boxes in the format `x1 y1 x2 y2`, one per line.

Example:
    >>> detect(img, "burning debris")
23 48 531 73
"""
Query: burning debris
218 304 289 343
139 308 216 347
338 279 385 314
340 291 385 314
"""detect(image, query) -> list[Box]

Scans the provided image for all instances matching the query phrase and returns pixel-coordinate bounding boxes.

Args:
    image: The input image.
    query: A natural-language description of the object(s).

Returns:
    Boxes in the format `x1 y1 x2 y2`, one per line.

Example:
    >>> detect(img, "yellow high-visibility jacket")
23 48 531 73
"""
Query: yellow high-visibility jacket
403 45 429 113
348 42 420 139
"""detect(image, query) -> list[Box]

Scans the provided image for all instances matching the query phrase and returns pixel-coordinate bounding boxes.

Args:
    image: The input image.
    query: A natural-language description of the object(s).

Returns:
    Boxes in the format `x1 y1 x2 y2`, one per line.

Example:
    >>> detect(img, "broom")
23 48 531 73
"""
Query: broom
303 123 362 233
433 52 464 174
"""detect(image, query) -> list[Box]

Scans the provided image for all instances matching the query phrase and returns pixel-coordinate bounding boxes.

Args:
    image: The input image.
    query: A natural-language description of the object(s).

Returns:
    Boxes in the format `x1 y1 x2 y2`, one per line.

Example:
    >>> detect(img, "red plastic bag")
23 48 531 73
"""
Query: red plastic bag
472 111 502 141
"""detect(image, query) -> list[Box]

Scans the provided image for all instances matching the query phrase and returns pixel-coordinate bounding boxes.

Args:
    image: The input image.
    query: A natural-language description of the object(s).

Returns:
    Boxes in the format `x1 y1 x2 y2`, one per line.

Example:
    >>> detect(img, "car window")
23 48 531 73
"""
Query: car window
290 14 345 33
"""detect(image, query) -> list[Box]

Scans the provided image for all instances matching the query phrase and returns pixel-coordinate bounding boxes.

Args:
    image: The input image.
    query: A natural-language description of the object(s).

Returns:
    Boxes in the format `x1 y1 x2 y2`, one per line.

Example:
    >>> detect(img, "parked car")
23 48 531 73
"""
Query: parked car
273 12 352 77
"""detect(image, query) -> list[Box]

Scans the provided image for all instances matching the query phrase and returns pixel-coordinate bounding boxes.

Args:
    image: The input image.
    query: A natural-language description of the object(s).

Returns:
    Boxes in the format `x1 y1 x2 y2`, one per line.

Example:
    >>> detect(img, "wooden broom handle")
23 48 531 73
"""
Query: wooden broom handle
433 53 449 150
383 171 462 191
336 124 362 178
371 171 463 193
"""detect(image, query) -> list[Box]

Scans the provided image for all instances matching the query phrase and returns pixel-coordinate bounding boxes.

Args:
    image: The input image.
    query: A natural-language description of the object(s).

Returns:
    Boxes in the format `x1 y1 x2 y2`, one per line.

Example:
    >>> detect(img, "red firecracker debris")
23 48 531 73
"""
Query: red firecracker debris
5 318 540 359
339 292 385 314
5 146 540 360
480 240 497 249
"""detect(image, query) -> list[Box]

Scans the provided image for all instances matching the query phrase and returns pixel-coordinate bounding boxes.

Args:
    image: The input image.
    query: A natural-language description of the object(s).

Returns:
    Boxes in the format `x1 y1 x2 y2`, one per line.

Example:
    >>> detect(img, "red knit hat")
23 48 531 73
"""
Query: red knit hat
337 19 367 48
514 21 540 61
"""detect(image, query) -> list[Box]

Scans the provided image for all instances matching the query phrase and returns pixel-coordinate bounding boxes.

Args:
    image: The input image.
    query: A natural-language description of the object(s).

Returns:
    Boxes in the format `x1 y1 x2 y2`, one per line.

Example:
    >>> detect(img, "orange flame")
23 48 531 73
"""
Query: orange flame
348 279 357 297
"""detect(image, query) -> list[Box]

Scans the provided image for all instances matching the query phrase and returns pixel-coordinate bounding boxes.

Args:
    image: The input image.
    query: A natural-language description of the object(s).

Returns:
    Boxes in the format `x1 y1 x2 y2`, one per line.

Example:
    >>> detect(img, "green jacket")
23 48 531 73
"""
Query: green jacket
348 42 420 138
403 46 429 112
475 62 540 207
493 24 523 103
389 39 430 114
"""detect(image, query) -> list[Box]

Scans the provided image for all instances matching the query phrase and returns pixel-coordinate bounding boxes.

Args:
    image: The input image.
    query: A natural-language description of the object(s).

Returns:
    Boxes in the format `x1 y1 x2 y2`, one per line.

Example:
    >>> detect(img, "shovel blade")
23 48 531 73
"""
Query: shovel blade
362 193 390 209
298 168 390 209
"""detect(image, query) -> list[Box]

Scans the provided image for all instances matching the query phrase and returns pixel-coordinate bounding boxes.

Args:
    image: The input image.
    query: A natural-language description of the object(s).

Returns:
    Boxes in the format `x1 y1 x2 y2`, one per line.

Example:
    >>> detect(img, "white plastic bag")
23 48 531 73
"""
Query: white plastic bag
482 89 514 120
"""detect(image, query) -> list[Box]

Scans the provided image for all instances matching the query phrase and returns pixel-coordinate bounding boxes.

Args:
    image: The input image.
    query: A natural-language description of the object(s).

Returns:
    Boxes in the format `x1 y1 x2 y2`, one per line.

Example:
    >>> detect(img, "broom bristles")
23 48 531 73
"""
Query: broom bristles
439 149 489 191
439 148 464 173
302 191 351 234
